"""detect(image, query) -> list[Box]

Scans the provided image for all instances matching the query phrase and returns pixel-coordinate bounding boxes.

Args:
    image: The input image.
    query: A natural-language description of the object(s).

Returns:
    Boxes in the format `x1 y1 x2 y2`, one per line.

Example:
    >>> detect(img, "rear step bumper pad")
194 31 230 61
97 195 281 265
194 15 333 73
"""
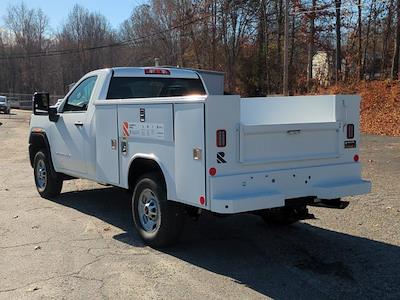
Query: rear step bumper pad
313 179 371 199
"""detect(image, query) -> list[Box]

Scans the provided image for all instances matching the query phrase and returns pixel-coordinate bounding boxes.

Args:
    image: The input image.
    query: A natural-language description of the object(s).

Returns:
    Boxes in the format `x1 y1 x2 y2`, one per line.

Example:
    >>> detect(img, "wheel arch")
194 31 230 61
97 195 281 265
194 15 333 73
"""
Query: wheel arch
29 132 51 167
127 154 176 200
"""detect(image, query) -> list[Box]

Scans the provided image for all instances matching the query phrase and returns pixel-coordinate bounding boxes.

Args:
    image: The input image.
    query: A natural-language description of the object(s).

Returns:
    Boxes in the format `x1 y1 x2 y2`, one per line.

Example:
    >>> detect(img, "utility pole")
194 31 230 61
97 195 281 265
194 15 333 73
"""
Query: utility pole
283 0 289 95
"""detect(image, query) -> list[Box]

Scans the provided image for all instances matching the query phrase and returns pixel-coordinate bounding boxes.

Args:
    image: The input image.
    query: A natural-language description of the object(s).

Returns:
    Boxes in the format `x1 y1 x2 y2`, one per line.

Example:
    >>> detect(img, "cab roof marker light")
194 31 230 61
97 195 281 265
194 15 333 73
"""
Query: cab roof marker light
144 68 170 75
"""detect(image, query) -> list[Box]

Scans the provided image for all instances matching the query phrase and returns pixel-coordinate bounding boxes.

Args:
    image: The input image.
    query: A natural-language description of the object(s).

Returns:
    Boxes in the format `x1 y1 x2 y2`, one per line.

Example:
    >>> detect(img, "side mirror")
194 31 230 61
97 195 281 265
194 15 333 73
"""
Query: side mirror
32 92 49 115
48 107 59 122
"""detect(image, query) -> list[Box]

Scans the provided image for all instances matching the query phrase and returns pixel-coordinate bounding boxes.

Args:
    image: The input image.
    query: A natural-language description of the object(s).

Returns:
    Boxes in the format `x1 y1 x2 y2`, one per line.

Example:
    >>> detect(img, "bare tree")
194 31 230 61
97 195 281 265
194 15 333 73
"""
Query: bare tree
4 3 50 92
58 4 115 89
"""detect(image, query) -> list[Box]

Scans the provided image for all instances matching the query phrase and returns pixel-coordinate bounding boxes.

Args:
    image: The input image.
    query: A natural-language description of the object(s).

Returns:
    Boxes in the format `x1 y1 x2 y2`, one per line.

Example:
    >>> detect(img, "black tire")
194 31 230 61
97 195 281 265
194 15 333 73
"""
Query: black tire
261 206 309 225
33 150 63 199
132 173 184 248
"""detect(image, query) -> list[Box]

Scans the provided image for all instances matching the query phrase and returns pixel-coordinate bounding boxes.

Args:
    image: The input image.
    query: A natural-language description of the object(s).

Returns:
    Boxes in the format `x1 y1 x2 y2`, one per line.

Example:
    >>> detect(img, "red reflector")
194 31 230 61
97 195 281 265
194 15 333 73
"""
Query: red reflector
144 68 170 75
354 154 359 162
199 196 205 205
216 129 226 147
347 124 354 139
209 167 217 176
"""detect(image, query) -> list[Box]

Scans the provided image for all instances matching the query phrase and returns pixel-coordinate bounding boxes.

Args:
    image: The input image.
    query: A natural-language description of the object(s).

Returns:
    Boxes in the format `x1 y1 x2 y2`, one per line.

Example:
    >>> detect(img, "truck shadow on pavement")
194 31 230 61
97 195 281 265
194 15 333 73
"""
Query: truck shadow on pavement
55 187 400 299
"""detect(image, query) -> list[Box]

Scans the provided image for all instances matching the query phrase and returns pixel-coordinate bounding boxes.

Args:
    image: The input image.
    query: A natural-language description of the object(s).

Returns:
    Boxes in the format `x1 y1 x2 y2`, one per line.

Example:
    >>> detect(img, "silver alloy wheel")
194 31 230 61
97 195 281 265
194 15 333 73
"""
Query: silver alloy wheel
138 188 161 233
35 159 47 191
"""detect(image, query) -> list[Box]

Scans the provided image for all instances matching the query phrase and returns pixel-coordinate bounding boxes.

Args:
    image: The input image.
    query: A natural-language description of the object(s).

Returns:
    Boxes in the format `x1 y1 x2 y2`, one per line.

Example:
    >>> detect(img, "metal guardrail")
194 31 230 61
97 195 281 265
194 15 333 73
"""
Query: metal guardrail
0 93 64 110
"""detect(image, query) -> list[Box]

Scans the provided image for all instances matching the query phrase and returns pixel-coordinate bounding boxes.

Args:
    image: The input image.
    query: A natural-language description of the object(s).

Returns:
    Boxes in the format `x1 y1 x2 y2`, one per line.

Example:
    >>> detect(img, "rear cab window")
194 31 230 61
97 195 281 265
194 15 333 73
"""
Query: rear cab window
106 77 206 99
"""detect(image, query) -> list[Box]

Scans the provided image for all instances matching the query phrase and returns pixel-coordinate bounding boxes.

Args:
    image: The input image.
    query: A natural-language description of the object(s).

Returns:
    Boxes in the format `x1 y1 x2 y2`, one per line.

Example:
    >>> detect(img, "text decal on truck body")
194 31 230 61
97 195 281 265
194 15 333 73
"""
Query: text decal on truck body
121 121 165 140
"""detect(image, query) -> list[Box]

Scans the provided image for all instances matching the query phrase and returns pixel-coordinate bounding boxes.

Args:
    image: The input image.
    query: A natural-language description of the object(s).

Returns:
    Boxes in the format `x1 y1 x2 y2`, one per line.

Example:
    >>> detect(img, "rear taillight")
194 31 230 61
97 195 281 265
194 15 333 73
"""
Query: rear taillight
144 68 170 75
347 124 354 139
216 129 226 147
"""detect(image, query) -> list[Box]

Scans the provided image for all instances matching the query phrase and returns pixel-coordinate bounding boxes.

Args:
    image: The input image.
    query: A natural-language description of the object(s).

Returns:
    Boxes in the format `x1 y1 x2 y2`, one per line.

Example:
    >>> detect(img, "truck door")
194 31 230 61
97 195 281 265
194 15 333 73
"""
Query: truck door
95 104 119 185
51 76 97 175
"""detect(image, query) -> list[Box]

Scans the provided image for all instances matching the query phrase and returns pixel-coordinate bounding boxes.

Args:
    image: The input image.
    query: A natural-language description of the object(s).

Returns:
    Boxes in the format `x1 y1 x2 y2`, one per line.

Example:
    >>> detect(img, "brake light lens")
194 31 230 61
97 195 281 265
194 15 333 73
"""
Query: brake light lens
216 129 226 147
347 124 354 139
144 68 170 75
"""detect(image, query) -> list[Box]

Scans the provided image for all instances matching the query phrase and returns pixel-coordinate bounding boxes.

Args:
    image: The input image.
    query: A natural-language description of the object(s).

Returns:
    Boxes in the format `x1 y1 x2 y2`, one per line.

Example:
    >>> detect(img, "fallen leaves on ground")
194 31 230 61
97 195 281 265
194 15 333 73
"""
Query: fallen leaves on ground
318 80 400 136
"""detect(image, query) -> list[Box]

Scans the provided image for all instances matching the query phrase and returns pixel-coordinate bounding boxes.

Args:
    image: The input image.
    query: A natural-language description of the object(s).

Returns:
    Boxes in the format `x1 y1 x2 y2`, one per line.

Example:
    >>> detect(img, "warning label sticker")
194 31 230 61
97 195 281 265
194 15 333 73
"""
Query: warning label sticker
122 122 165 140
122 121 129 137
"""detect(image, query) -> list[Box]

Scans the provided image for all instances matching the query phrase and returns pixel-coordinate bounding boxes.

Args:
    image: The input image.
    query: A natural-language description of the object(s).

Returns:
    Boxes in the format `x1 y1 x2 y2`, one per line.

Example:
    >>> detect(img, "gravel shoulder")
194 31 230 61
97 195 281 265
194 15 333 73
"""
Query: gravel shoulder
0 110 399 299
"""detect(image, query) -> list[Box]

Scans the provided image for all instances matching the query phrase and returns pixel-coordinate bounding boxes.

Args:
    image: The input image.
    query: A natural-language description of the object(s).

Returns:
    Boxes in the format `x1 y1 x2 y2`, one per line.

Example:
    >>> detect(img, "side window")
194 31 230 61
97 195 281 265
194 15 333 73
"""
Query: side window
63 76 97 112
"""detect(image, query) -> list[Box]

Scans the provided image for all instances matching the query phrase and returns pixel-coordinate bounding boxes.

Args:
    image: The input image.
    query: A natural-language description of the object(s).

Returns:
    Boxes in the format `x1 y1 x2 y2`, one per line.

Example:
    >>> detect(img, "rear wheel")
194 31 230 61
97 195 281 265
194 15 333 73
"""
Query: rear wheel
33 150 63 198
132 173 184 248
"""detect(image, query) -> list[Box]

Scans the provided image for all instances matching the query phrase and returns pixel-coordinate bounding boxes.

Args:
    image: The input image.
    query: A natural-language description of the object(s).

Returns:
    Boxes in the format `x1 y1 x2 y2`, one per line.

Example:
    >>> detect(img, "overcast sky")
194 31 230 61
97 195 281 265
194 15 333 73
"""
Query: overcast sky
0 0 147 32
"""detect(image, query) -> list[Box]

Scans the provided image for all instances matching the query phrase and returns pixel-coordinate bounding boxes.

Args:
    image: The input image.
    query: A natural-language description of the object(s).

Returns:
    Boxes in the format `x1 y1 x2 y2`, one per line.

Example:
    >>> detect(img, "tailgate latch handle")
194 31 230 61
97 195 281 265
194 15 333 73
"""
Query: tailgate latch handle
287 129 301 135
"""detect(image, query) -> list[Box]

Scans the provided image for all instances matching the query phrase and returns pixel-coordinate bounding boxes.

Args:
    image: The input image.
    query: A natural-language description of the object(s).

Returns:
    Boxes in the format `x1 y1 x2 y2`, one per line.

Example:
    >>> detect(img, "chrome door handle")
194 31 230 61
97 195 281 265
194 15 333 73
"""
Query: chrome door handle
74 121 84 127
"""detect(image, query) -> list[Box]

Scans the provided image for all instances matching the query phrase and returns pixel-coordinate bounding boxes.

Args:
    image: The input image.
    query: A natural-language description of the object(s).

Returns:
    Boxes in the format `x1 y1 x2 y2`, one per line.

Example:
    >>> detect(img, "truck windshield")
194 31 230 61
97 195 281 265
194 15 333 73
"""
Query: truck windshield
106 77 206 99
0 97 5 102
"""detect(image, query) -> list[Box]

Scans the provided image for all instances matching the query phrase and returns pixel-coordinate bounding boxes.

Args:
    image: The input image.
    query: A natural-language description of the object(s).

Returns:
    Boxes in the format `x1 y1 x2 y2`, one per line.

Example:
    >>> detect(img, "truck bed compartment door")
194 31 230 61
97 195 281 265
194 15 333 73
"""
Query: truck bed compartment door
239 122 341 164
95 104 119 185
174 103 206 207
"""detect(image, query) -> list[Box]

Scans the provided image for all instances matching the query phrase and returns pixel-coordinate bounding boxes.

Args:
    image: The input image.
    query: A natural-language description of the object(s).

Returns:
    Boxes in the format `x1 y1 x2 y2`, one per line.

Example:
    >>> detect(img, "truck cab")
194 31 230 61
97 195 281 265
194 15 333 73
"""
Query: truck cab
29 67 371 247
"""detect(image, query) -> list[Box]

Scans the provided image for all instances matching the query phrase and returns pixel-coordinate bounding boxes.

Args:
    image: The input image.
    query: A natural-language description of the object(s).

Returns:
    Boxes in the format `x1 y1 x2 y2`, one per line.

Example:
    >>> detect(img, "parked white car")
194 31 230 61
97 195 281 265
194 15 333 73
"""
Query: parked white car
0 96 10 114
28 67 371 247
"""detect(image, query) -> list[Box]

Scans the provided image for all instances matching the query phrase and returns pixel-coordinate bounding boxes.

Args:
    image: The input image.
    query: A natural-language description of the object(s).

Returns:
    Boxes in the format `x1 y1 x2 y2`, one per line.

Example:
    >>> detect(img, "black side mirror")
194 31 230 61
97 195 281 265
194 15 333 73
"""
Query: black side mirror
32 92 49 115
48 107 59 122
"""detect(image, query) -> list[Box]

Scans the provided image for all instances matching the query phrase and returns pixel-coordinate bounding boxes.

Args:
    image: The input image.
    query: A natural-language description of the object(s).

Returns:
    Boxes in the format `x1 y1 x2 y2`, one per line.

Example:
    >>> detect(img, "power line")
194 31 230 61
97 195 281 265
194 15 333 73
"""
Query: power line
0 12 213 61
291 0 389 16
0 0 390 61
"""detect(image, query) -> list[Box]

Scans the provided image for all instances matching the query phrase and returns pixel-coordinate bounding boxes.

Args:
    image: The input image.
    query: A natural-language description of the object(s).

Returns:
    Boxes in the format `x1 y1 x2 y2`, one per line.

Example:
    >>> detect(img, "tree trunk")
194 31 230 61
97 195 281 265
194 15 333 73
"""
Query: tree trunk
307 0 316 90
258 0 269 95
277 0 283 86
391 0 400 79
211 0 217 69
335 0 342 82
358 0 362 80
362 2 374 78
381 0 394 77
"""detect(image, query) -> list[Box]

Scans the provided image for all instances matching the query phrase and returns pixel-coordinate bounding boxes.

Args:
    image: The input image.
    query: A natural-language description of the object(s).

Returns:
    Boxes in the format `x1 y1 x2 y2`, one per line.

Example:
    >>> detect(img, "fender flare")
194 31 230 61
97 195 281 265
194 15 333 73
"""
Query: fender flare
28 131 57 175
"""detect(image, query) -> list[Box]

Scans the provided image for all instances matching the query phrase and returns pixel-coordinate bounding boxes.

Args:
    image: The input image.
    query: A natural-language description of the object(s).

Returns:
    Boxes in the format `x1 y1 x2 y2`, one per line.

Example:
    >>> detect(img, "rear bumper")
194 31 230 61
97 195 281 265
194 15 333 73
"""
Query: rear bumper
209 163 371 214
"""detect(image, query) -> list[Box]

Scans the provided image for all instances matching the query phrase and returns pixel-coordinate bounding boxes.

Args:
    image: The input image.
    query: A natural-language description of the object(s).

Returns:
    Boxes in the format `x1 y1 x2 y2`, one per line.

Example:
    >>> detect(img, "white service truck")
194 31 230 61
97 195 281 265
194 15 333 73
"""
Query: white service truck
29 67 371 247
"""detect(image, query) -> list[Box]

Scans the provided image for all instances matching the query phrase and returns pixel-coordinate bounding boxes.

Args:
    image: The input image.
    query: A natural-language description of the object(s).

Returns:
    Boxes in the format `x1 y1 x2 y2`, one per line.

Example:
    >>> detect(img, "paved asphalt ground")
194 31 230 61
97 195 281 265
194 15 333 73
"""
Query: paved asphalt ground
0 110 399 299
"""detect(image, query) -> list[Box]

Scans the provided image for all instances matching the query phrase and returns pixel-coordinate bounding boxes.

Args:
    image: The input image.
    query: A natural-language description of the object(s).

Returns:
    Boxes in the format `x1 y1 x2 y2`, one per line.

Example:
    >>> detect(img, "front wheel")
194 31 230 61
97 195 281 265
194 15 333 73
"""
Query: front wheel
33 150 63 199
132 173 184 248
